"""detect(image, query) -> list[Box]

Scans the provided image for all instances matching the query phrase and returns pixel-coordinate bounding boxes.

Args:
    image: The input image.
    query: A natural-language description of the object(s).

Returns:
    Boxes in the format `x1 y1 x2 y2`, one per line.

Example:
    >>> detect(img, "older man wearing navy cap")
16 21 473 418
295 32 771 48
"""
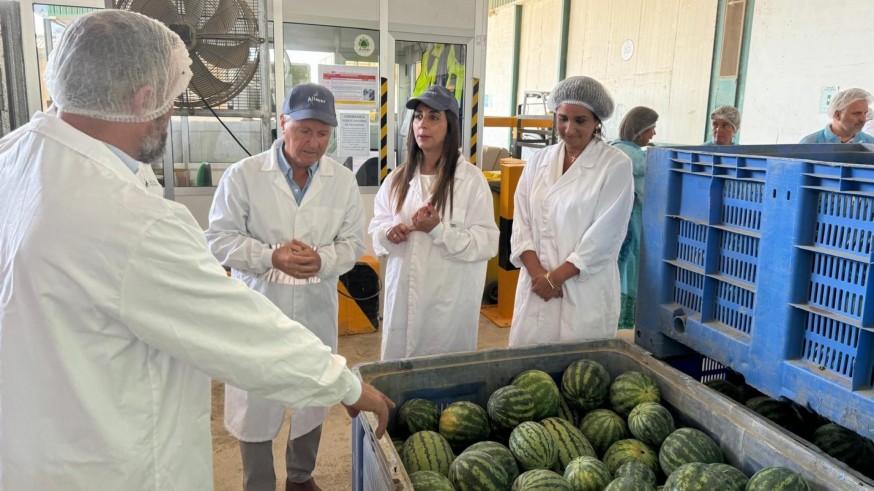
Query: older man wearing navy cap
206 83 365 491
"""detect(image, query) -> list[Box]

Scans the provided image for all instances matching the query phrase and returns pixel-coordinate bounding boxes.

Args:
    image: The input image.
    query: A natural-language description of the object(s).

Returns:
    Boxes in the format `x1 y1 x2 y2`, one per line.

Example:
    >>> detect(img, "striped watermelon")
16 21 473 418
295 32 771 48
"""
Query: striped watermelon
605 476 656 491
704 379 744 403
399 398 440 435
708 463 747 491
745 397 806 437
563 456 612 491
603 439 659 476
448 450 510 491
746 467 812 491
562 359 611 411
609 371 661 417
658 428 723 476
463 441 520 483
627 402 675 447
393 438 405 455
557 395 581 427
614 461 657 487
540 417 596 471
511 469 573 491
509 421 558 471
579 409 628 456
663 462 731 490
439 401 490 451
488 385 536 431
409 470 455 491
813 423 874 477
512 370 561 420
402 431 455 477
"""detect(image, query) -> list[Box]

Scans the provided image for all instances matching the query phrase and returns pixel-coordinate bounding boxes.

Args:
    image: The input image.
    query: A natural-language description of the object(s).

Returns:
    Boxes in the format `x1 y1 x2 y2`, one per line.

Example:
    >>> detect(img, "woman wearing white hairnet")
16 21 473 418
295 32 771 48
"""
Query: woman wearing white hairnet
707 105 741 145
612 107 659 329
508 76 634 347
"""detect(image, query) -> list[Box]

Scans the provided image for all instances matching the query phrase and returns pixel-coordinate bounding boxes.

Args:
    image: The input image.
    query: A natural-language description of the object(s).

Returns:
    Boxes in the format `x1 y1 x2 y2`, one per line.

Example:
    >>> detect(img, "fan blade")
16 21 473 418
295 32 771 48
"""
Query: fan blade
189 55 234 100
196 40 252 69
199 0 239 36
128 0 180 25
180 0 206 25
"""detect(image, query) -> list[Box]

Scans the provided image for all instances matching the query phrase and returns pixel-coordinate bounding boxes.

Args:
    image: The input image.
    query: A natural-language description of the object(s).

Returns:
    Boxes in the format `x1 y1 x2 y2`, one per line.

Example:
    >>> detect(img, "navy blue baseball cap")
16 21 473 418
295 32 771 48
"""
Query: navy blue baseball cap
405 85 459 119
282 83 337 127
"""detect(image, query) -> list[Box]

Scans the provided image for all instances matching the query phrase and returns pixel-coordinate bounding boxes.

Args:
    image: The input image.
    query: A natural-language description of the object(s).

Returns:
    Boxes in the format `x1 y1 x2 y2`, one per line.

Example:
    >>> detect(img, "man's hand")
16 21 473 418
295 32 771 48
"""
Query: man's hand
343 383 395 439
271 240 321 278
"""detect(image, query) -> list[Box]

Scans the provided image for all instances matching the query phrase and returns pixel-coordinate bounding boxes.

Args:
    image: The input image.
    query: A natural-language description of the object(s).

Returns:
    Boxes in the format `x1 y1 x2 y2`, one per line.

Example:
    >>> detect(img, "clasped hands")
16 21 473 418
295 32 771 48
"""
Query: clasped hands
386 202 440 244
271 239 321 278
531 266 563 301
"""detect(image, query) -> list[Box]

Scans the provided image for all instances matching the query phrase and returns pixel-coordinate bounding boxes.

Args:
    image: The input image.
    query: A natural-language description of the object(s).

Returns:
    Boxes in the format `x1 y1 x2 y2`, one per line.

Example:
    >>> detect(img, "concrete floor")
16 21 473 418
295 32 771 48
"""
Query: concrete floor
210 316 634 490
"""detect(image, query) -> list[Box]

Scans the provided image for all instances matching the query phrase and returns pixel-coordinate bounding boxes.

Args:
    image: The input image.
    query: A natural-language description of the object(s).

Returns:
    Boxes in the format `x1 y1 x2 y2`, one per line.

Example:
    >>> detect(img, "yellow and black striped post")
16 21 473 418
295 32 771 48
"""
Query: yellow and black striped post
470 77 480 165
379 77 389 182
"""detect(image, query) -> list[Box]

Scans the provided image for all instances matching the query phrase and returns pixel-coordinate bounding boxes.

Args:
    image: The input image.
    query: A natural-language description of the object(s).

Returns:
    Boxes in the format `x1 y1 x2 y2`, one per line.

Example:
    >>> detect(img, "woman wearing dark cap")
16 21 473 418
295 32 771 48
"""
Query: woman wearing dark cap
369 85 498 360
612 106 659 328
509 76 634 347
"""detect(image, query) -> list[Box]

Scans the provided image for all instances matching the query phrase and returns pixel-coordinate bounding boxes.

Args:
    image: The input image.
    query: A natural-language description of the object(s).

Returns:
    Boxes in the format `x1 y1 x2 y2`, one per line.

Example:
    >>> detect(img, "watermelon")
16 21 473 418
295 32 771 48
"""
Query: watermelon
614 461 657 487
562 359 611 411
488 385 536 431
393 438 405 455
605 476 656 491
746 467 812 491
540 417 596 471
557 395 581 427
399 398 440 435
579 409 628 456
708 463 747 491
512 469 573 491
402 431 455 476
563 456 612 491
509 421 558 471
627 402 675 448
658 428 723 475
603 439 659 476
744 397 806 437
409 470 455 491
439 401 490 451
812 423 874 477
662 462 731 490
609 371 661 417
512 369 561 420
464 441 520 483
704 379 744 403
448 450 510 491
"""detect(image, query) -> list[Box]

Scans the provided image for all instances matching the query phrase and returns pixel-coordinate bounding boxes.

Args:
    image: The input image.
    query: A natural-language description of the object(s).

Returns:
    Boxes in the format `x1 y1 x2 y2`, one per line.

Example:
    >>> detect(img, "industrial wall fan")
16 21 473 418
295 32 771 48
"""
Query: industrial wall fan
114 0 263 111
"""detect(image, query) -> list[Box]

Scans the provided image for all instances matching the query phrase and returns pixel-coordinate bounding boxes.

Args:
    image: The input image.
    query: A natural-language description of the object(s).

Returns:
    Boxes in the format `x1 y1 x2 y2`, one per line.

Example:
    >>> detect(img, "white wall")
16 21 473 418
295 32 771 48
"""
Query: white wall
483 6 516 149
517 0 562 101
741 0 874 144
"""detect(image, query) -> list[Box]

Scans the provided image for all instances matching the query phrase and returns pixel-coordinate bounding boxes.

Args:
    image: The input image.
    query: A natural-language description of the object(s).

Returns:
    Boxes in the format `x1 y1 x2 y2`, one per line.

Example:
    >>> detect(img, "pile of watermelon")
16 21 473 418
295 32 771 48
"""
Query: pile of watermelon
392 359 816 490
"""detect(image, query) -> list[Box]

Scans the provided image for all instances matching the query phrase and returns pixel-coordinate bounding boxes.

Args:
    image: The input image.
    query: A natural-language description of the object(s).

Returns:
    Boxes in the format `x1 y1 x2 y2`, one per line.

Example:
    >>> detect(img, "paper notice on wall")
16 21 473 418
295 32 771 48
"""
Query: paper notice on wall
319 65 378 107
336 111 371 158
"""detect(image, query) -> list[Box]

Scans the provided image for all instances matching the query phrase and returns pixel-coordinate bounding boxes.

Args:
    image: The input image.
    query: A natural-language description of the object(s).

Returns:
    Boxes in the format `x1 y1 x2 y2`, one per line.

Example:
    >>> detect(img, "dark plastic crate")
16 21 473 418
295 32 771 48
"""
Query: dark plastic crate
637 143 874 441
350 340 871 491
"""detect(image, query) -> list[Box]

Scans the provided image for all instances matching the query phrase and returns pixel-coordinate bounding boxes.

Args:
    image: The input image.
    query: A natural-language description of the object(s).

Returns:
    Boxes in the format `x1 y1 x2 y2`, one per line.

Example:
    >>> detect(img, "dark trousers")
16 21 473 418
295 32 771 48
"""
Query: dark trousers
239 424 323 491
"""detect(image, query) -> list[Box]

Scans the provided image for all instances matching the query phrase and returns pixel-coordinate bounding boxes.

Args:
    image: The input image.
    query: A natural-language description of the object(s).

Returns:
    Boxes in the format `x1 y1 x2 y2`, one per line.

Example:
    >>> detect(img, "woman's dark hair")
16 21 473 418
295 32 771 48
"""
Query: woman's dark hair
390 106 461 218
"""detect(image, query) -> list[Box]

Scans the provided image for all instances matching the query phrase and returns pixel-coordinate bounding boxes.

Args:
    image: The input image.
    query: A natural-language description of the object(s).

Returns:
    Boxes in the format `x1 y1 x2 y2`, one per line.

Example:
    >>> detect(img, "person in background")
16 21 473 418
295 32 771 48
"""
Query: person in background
611 106 659 329
206 83 364 491
707 105 741 145
800 88 874 144
369 85 498 360
508 76 634 347
0 10 392 490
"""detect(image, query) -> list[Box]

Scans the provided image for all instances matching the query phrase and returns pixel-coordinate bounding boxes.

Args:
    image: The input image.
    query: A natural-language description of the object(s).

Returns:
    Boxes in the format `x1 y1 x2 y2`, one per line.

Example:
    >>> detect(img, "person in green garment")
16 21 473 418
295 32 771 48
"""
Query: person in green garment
612 106 659 328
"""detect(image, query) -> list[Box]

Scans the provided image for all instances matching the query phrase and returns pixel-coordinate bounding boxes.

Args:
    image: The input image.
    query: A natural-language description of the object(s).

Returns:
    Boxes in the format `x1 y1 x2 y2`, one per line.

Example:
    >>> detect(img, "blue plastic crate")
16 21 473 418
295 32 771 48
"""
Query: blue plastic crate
637 143 874 440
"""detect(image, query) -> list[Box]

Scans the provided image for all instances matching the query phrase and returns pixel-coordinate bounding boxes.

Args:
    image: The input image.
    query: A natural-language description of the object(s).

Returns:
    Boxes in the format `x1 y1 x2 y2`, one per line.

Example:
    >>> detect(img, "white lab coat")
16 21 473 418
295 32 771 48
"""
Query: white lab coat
509 140 633 346
0 112 362 491
206 140 364 441
369 156 499 360
137 162 164 196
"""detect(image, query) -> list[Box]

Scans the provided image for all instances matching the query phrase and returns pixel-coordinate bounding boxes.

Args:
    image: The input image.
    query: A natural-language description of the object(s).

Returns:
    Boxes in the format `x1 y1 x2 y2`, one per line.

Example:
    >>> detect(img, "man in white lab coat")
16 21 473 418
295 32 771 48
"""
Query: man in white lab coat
0 10 392 491
207 83 364 491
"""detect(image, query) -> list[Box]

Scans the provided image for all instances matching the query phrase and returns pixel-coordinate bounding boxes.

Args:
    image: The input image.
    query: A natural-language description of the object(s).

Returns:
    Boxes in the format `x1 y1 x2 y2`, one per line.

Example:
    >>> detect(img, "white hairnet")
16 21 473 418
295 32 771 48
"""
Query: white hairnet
548 76 615 121
828 88 872 119
619 106 659 141
45 10 192 123
710 106 741 130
